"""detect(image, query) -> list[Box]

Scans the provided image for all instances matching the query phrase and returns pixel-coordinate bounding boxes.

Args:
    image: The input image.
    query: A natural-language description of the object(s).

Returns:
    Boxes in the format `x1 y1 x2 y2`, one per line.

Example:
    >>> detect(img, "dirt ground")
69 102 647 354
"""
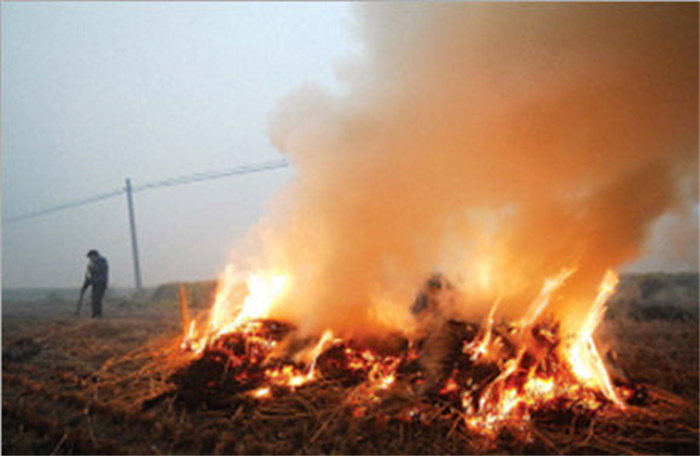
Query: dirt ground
2 293 699 455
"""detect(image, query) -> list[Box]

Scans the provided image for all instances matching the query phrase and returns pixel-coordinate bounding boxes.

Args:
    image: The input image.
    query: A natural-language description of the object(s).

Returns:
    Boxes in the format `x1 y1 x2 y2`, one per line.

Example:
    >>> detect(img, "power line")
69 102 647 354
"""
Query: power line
4 158 291 224
132 159 290 192
4 189 125 223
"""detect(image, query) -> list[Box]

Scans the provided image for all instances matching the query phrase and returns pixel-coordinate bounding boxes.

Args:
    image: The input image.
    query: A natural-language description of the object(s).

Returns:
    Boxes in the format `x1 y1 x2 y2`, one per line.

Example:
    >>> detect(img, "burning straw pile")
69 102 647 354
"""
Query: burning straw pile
86 4 698 452
85 275 698 455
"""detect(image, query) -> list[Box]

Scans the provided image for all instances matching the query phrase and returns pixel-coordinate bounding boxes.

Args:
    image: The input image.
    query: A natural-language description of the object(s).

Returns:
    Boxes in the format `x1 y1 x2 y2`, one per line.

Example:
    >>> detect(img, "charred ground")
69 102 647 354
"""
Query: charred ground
2 274 698 455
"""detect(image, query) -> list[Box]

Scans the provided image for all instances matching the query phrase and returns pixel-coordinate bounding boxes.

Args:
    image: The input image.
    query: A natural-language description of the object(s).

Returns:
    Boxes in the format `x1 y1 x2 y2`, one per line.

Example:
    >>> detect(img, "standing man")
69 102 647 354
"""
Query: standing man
81 250 109 318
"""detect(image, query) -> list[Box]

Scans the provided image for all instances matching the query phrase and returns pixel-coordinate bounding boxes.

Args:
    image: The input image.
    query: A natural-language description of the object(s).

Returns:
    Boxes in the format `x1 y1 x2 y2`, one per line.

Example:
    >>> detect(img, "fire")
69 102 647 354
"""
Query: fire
304 329 337 380
439 377 459 395
265 365 309 388
212 271 289 337
251 386 271 399
519 267 575 327
176 266 629 440
465 297 500 361
523 375 555 400
565 270 624 407
264 329 338 391
457 269 624 434
180 269 290 353
162 2 694 442
179 321 198 351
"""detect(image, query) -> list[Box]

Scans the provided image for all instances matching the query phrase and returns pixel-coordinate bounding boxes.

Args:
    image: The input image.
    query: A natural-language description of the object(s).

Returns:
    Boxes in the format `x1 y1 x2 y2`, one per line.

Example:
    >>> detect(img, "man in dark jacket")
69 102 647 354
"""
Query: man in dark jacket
82 250 109 318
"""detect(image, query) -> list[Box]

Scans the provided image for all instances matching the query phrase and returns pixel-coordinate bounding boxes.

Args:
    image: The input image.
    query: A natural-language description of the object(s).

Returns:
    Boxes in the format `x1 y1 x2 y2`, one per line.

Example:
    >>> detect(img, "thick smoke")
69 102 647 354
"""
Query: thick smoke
224 3 698 338
629 202 700 272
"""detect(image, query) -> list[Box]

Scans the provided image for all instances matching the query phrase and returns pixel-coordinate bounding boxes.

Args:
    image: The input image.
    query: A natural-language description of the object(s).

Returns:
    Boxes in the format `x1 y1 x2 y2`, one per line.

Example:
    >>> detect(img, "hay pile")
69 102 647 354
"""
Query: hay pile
3 311 698 454
85 319 698 454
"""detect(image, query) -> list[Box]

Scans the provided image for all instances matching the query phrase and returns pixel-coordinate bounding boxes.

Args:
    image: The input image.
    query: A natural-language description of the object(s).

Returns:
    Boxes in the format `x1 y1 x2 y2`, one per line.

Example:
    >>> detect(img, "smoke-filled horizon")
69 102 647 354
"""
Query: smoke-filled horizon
209 3 699 339
211 3 700 338
3 3 697 292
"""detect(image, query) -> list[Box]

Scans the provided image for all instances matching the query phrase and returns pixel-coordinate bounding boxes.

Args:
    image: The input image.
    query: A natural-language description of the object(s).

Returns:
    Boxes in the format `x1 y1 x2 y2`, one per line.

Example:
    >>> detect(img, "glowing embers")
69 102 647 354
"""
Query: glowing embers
171 320 297 409
173 320 414 410
460 320 609 437
255 329 338 394
456 270 624 435
172 269 634 440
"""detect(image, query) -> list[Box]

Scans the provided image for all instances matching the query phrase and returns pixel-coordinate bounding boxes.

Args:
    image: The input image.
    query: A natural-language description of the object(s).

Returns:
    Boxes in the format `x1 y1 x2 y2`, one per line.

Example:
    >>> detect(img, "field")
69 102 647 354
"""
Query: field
2 274 698 455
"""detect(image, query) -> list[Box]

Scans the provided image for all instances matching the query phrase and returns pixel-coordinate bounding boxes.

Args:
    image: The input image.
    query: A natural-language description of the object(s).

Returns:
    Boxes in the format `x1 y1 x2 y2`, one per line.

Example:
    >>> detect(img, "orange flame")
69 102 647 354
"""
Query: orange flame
465 297 500 361
564 269 624 407
177 266 627 438
460 269 623 434
212 271 289 337
305 329 337 380
520 267 575 327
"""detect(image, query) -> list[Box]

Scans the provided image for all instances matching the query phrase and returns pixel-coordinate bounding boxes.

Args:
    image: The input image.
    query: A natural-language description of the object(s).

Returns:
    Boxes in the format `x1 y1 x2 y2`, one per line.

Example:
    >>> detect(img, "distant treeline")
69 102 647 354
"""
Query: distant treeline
3 273 698 322
607 272 699 322
149 281 218 309
2 281 217 309
2 286 137 302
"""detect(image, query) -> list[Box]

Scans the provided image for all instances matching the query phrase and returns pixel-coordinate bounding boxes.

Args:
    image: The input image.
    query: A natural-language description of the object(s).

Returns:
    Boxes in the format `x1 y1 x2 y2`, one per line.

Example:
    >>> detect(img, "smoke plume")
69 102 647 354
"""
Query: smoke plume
220 3 698 338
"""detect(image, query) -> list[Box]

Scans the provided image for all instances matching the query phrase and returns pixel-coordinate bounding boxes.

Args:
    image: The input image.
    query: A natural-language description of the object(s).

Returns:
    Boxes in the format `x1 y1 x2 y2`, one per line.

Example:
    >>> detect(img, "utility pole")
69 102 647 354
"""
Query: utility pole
125 178 143 291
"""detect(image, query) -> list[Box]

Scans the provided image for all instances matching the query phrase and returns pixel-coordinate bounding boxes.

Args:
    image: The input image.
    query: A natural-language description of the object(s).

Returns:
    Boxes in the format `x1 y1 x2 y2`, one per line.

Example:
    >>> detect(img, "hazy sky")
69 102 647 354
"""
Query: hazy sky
2 2 697 290
2 2 355 288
